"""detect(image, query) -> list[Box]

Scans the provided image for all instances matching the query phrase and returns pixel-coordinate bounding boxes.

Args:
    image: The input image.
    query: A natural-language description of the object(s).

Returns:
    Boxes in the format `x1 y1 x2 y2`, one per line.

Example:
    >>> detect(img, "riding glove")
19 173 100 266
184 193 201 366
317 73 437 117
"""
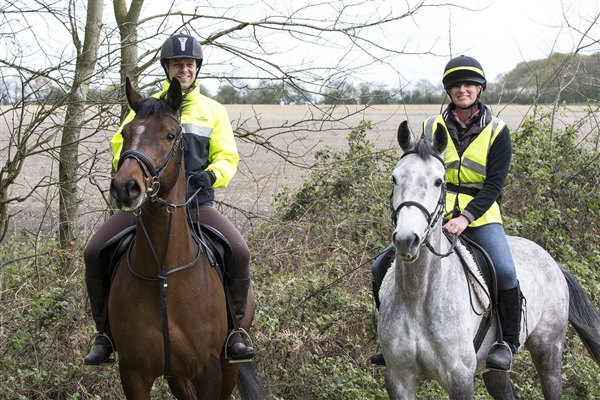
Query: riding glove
190 170 215 192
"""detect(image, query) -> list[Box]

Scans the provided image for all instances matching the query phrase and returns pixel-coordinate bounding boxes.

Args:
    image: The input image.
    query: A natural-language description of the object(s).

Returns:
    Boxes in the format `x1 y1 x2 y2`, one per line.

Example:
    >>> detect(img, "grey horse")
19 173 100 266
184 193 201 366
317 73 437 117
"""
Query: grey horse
378 120 600 399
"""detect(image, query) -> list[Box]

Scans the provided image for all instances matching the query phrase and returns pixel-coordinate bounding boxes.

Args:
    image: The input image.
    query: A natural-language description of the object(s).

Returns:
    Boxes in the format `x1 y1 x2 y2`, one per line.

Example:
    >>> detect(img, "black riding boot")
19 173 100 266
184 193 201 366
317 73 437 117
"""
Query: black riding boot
369 246 395 366
84 334 114 365
486 285 522 371
84 277 114 365
226 277 255 361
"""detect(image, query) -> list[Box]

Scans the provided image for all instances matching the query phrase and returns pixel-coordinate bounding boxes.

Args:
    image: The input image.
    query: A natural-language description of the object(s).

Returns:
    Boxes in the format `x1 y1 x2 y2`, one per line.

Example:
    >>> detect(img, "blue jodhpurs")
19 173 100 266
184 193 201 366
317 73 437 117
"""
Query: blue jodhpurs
464 223 518 290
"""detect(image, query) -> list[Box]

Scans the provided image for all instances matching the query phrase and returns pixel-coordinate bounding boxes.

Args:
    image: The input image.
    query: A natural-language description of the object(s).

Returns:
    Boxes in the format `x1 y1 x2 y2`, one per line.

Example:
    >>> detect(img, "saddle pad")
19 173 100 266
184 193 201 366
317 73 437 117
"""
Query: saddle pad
455 240 490 310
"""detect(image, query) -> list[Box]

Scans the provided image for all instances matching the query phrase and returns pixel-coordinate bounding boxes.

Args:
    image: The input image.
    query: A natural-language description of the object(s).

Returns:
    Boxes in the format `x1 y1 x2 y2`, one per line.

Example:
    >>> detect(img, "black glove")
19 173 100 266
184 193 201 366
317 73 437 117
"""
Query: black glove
190 170 215 192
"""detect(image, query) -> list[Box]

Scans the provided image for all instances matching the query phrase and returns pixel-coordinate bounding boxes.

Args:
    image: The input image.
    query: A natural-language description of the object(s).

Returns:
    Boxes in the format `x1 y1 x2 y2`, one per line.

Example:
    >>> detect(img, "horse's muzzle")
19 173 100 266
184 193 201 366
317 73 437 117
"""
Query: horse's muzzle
110 176 146 211
392 231 421 262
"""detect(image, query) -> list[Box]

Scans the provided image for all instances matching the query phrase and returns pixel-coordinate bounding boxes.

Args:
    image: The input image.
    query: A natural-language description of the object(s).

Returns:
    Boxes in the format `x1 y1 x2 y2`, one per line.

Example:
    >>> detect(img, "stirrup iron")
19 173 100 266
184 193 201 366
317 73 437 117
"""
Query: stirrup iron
224 328 254 364
486 341 514 372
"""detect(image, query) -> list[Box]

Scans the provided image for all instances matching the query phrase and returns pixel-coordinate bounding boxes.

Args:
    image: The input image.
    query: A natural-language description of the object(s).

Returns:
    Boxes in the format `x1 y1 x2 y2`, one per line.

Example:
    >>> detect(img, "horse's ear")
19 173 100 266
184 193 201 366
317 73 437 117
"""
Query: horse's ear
167 77 183 113
397 120 412 151
125 77 143 113
432 123 448 155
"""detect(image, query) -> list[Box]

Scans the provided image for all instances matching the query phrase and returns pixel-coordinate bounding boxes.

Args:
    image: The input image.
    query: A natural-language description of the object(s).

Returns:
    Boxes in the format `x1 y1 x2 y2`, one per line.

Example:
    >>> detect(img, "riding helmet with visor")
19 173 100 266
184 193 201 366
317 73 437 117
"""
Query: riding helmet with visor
442 55 486 91
160 33 203 81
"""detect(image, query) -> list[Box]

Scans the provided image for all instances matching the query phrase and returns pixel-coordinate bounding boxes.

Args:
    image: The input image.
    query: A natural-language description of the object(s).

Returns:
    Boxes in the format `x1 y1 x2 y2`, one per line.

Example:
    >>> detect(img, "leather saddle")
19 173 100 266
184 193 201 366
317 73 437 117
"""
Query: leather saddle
98 222 233 283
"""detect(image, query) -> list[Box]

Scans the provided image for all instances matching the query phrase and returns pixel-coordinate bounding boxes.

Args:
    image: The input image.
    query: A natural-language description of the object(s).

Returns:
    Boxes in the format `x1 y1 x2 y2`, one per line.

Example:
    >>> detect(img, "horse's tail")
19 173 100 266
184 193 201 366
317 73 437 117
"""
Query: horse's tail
237 362 268 400
561 264 600 365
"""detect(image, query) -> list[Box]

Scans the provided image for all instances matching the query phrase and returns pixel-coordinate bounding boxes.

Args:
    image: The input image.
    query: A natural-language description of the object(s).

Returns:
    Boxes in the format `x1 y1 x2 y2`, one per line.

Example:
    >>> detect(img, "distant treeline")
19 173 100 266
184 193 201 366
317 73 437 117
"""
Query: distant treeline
207 52 600 106
3 53 599 106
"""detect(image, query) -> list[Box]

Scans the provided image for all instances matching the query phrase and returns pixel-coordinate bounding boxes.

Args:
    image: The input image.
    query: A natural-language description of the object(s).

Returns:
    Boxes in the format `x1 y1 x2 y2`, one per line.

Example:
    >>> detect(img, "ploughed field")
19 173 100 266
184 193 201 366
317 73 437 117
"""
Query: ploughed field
0 104 592 239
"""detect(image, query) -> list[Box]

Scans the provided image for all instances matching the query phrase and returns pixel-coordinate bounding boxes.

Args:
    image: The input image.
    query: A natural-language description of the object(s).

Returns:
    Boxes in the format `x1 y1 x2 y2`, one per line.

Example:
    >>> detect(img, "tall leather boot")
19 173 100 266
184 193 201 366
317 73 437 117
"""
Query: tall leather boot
486 284 522 371
369 245 395 366
226 277 255 361
83 276 114 365
369 280 386 365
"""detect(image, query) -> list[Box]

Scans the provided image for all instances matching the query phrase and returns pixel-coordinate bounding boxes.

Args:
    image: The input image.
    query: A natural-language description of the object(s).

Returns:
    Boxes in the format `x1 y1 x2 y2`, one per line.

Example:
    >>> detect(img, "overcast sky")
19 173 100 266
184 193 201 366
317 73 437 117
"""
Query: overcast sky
397 0 600 84
4 0 598 93
151 0 600 92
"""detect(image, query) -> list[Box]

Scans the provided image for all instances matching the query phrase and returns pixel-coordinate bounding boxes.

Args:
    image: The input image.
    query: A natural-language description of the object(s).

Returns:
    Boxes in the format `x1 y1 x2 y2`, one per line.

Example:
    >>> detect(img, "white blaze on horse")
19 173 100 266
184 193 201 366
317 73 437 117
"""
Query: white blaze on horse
378 120 600 399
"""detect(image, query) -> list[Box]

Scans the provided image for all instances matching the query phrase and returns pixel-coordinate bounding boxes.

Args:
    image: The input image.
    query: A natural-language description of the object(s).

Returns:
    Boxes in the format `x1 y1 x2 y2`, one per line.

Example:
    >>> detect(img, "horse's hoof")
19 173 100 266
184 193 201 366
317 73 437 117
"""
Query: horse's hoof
370 352 386 366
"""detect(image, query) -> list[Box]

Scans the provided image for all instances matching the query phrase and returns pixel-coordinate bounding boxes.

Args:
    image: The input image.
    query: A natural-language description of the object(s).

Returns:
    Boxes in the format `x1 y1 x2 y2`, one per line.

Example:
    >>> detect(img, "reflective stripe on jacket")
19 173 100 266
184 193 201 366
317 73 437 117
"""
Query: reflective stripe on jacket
111 80 239 203
423 114 506 227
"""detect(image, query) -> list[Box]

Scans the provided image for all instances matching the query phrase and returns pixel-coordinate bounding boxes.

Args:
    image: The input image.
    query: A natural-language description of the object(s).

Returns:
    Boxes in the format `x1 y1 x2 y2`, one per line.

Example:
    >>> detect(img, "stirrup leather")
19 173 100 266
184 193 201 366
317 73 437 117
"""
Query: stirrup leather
224 328 254 364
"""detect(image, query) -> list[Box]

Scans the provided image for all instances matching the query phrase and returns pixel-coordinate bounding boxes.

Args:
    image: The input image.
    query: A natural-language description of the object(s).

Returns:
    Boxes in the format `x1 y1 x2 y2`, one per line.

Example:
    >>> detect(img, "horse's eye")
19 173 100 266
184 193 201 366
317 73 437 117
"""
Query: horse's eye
435 178 444 187
391 176 397 184
166 133 176 141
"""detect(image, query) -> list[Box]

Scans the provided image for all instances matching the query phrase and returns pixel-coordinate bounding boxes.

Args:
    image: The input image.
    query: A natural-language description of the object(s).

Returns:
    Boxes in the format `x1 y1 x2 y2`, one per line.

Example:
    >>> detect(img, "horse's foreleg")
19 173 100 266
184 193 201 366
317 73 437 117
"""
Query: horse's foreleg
219 362 240 399
167 376 197 400
192 353 223 399
384 368 418 399
119 360 154 400
441 368 475 400
482 371 519 400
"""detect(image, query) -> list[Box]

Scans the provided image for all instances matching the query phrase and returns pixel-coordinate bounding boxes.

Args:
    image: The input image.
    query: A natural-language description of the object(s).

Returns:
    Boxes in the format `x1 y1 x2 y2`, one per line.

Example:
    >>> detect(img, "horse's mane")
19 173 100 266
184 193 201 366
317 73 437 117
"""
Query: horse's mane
406 136 436 160
136 97 173 118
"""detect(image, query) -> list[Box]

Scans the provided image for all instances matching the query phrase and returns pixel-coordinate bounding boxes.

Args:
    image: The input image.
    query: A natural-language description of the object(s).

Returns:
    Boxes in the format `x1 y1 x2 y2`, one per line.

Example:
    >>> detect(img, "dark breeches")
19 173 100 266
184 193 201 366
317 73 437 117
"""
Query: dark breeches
84 206 251 285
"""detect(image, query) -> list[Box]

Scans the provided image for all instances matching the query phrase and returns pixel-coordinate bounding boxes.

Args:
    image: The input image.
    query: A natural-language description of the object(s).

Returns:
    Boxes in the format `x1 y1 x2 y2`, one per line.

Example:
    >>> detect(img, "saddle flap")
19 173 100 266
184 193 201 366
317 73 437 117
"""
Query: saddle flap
98 225 136 282
192 222 234 280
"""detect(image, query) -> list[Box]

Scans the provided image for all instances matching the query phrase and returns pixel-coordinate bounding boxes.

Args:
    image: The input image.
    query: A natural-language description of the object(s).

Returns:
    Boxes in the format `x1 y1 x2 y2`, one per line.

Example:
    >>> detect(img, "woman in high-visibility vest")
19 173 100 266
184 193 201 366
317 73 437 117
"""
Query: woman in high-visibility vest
83 34 255 365
371 56 520 373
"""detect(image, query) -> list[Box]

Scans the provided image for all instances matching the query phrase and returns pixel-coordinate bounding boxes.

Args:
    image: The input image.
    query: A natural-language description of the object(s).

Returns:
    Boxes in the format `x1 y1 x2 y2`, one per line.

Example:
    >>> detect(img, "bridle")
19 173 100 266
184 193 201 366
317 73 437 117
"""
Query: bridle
390 149 457 258
117 113 184 208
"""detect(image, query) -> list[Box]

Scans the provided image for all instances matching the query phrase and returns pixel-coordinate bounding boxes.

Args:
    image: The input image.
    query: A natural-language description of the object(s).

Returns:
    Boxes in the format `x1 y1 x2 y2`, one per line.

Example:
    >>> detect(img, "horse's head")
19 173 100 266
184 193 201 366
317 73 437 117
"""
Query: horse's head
110 77 184 211
390 120 447 261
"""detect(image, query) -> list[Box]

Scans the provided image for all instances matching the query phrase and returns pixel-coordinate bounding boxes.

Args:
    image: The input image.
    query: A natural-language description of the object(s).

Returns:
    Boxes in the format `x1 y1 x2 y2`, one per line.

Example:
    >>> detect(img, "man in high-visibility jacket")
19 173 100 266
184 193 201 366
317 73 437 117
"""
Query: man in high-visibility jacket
371 56 520 373
83 33 255 365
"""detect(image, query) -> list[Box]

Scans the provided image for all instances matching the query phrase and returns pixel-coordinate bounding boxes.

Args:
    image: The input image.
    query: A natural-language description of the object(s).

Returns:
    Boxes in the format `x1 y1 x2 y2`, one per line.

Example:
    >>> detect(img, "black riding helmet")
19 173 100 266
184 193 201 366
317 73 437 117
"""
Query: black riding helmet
442 55 486 91
160 33 203 81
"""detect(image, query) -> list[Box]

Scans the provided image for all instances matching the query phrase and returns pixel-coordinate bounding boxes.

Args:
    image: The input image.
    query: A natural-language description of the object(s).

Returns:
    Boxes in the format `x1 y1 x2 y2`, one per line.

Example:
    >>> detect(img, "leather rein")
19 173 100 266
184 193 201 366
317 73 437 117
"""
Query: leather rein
390 149 457 258
116 112 202 378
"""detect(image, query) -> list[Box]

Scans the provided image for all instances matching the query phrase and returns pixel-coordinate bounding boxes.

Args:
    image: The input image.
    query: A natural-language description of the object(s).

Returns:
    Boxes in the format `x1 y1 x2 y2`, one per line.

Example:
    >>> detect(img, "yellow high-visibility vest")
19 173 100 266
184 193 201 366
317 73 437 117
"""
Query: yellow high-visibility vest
423 115 506 227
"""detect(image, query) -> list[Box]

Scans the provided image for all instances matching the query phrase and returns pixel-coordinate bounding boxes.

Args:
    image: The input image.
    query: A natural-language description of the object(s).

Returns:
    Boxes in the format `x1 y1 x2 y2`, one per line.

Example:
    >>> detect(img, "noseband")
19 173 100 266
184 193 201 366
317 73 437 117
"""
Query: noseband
117 113 183 205
391 149 457 257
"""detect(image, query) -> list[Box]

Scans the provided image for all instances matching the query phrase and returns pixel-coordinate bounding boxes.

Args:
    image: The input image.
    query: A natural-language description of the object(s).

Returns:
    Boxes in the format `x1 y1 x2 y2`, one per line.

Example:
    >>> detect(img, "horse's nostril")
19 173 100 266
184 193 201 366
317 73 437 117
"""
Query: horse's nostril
411 234 421 251
109 180 119 199
126 179 141 198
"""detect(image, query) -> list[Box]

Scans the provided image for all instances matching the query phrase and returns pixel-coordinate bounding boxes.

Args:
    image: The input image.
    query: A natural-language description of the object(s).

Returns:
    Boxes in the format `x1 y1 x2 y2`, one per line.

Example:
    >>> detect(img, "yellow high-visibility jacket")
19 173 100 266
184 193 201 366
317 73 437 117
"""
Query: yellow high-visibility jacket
111 80 239 203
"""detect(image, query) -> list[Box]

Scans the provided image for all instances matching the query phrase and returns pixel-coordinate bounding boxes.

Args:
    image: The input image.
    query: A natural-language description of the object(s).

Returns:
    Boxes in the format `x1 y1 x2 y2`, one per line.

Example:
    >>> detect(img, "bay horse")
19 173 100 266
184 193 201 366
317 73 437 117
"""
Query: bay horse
108 77 263 399
378 120 600 399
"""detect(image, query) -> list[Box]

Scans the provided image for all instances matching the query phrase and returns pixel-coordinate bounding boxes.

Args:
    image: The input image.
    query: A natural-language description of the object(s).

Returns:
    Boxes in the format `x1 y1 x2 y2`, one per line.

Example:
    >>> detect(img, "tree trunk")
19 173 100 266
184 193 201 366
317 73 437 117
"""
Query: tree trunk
114 0 144 119
58 0 104 250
